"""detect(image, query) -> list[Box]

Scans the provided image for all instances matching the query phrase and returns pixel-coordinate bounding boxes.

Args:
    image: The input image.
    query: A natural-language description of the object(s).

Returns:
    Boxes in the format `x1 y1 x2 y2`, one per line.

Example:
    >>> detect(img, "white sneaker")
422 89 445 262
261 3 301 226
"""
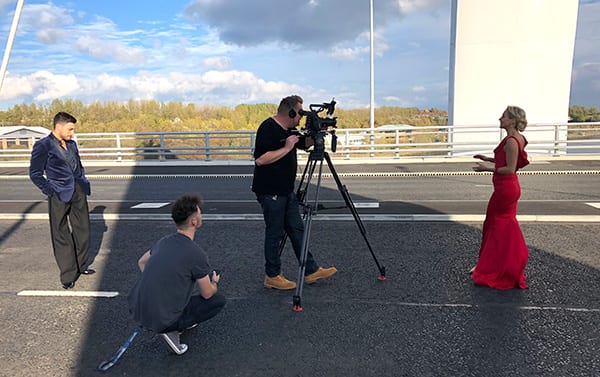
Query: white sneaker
160 331 188 355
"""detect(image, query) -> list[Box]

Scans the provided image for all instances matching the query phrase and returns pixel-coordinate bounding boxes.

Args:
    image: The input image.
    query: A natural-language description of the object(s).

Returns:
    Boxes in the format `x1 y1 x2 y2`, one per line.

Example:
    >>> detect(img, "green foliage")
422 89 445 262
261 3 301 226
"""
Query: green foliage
569 105 600 122
0 98 452 132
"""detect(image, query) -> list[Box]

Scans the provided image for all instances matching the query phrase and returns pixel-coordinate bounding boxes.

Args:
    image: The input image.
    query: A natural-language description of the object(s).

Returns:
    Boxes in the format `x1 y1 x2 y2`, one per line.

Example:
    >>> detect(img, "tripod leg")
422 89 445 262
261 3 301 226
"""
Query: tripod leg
278 159 318 257
324 153 386 280
293 205 315 312
293 158 324 311
97 326 143 372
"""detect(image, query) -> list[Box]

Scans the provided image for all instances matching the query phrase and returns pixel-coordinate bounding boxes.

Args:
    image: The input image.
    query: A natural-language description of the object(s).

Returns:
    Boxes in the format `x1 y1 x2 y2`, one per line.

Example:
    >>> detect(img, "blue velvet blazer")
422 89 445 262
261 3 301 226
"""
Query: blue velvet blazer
29 133 91 202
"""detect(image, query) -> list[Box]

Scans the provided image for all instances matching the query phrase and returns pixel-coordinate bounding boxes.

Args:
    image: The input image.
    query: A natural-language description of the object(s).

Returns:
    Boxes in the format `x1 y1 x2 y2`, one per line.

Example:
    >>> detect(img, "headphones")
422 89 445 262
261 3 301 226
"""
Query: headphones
284 97 297 118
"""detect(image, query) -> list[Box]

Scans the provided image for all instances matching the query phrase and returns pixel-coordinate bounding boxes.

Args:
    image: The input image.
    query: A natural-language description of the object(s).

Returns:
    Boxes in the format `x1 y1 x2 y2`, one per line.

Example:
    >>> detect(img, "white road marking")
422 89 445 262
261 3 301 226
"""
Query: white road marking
2 213 600 222
586 202 600 209
11 291 599 312
1 169 600 181
17 290 119 297
391 302 600 313
353 202 380 208
130 202 170 209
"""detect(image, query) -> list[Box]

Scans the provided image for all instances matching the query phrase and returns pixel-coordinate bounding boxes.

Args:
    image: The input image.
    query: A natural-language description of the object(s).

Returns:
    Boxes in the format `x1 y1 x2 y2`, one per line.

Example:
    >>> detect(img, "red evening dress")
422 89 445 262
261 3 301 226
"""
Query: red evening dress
472 135 530 289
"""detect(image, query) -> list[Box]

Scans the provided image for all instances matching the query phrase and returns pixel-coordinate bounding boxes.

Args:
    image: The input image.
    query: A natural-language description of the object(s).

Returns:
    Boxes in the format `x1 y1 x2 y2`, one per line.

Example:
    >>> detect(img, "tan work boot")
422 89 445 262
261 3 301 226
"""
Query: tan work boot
264 274 297 290
305 266 337 284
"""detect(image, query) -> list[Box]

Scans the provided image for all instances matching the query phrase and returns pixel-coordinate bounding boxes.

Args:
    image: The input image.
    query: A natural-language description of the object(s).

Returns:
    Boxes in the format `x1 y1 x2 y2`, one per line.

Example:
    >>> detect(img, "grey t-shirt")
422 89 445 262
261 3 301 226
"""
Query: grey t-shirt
128 232 211 332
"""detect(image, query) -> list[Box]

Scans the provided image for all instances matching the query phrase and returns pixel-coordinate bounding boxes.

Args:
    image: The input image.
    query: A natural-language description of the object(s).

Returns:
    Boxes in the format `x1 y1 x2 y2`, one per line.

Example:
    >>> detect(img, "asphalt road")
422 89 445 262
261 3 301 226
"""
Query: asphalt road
0 160 599 376
1 160 600 220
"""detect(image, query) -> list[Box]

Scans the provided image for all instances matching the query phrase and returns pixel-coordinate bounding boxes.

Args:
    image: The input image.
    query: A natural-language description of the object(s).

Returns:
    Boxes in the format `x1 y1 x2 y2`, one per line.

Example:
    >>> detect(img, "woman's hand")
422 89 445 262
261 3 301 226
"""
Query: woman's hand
472 162 491 172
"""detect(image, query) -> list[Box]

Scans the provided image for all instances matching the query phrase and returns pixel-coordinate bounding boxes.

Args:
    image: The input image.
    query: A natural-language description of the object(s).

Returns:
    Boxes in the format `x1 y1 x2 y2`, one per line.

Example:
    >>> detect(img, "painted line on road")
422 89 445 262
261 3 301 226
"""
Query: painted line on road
385 302 600 313
586 202 600 209
17 290 119 298
130 202 170 209
2 213 600 222
393 302 600 313
9 291 599 312
2 169 600 180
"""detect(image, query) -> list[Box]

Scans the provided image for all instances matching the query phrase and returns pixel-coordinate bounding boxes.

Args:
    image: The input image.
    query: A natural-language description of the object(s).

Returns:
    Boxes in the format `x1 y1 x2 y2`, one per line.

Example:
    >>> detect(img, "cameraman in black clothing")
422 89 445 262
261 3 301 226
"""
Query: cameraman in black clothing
252 95 337 290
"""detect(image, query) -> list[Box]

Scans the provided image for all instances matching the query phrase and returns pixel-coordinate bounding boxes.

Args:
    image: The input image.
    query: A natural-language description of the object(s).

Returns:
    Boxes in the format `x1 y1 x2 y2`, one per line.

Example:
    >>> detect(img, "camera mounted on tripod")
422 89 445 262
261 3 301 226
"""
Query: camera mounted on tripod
297 98 338 158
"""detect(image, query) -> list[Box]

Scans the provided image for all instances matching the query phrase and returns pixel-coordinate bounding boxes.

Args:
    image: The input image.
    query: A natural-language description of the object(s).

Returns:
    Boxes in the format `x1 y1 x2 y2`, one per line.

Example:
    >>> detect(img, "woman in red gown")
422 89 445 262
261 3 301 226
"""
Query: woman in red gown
470 106 530 289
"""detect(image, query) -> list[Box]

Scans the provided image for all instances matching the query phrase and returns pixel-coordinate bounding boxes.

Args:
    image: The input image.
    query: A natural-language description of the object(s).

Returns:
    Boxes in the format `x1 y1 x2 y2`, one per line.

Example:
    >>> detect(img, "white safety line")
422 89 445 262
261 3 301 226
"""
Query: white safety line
130 202 170 209
0 199 594 203
17 290 119 297
2 213 600 222
382 302 600 313
12 291 598 312
352 202 380 208
220 297 600 313
1 169 600 180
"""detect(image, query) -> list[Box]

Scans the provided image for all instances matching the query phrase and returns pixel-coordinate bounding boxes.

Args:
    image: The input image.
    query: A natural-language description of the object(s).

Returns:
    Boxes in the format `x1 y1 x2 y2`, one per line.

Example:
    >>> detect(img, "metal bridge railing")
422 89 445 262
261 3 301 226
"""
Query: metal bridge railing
0 123 598 162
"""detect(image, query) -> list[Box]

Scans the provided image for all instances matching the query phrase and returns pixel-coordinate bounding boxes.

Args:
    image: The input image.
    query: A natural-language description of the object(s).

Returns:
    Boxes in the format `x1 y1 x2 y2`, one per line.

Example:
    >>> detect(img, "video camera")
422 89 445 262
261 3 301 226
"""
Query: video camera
296 99 338 157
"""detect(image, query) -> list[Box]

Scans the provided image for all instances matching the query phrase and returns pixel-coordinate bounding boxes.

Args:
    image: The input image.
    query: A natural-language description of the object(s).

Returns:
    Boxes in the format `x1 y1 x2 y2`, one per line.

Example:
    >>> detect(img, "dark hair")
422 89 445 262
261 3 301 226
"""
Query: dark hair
278 95 303 115
53 112 77 128
171 194 202 226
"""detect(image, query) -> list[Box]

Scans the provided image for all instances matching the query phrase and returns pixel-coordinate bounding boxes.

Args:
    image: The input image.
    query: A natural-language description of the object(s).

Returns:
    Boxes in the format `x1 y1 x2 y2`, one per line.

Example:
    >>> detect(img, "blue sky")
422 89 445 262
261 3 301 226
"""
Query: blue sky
0 0 598 111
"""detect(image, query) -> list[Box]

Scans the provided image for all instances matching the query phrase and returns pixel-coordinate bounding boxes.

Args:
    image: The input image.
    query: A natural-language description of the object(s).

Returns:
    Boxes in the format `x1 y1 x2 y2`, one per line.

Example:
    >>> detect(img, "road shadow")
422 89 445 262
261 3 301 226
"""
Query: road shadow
87 205 108 266
0 201 42 247
65 165 600 377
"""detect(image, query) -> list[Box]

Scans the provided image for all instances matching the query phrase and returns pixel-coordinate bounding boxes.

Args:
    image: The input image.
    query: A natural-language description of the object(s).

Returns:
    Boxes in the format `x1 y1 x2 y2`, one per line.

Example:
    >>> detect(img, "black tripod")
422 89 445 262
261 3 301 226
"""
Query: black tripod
279 145 386 312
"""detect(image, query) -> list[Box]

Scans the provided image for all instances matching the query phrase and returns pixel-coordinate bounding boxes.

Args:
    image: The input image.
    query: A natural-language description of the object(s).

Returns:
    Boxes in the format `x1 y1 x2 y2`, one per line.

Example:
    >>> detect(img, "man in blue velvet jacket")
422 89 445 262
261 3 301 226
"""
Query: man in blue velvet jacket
29 112 95 289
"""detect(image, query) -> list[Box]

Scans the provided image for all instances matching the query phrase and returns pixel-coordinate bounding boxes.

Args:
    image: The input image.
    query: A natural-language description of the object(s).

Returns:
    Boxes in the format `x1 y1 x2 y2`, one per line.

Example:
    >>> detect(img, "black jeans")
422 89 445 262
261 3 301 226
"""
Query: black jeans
257 193 318 277
162 293 226 333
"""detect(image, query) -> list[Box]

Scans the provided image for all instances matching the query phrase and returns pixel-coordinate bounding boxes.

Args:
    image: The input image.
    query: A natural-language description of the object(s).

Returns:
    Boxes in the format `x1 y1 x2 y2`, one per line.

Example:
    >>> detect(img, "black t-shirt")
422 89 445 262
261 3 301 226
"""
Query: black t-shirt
127 233 211 332
252 117 300 195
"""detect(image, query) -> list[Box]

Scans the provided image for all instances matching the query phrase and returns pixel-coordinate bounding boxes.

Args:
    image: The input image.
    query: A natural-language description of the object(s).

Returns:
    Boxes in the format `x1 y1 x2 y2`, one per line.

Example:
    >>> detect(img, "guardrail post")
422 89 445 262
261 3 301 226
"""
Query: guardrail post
342 130 350 159
553 124 560 156
205 133 211 161
447 127 454 158
159 134 165 161
116 133 122 162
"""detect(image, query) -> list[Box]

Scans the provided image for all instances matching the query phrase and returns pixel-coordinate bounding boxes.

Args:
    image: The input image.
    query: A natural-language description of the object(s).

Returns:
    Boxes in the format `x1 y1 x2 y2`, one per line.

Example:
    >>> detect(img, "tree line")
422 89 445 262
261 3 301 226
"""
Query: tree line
0 99 597 133
0 99 447 133
568 105 600 122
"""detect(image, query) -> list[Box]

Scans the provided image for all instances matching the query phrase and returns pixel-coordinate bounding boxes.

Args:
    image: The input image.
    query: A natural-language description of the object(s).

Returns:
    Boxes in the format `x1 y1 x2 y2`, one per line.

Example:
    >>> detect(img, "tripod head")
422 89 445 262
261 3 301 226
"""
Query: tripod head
297 98 338 157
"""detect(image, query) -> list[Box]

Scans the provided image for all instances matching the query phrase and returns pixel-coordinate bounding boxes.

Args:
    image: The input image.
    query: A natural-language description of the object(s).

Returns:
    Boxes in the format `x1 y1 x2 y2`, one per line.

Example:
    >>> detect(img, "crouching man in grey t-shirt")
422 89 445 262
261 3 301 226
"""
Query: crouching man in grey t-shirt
128 194 226 355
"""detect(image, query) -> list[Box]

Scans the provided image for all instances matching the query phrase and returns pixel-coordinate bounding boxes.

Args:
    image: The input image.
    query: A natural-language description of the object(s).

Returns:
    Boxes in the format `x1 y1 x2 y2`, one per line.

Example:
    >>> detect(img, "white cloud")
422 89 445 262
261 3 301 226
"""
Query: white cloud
20 4 75 42
36 28 70 45
0 69 305 106
73 36 146 65
330 46 368 60
397 0 448 14
329 30 388 60
203 56 230 70
412 86 426 92
0 70 79 101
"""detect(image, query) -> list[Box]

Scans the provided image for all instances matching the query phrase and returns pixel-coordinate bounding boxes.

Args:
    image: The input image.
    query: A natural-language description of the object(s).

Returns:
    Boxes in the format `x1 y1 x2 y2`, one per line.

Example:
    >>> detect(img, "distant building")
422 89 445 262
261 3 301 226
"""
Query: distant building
376 124 415 143
0 126 50 150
